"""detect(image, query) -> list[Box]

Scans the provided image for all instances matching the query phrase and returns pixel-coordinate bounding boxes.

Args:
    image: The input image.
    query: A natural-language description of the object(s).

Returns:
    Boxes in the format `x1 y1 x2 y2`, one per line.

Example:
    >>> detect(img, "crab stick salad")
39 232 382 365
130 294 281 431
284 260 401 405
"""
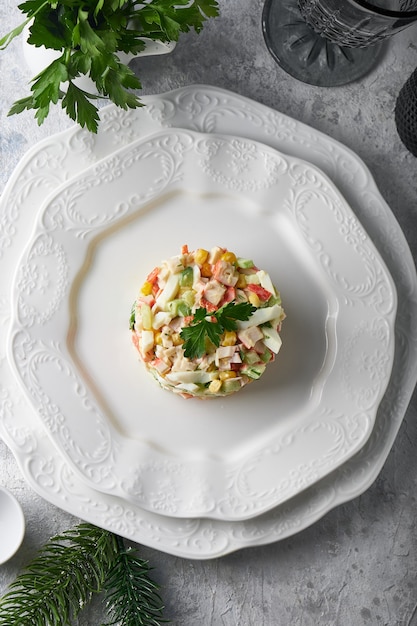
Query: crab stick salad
130 245 285 399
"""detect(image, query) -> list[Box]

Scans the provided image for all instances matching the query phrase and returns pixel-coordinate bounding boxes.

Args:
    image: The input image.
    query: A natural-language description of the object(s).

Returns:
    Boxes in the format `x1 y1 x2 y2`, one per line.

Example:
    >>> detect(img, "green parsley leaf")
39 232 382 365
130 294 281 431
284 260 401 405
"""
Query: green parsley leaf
193 306 210 323
180 301 256 360
216 301 256 331
77 11 107 56
18 0 49 15
7 95 35 115
31 57 68 104
27 9 69 50
102 63 143 107
0 18 30 49
180 314 222 359
61 82 100 132
9 56 68 125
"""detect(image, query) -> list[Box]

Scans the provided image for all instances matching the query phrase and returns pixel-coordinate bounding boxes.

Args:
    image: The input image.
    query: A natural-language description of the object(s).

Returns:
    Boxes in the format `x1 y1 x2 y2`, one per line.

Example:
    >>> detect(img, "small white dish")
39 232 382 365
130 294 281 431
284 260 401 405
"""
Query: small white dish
0 487 25 564
21 24 176 94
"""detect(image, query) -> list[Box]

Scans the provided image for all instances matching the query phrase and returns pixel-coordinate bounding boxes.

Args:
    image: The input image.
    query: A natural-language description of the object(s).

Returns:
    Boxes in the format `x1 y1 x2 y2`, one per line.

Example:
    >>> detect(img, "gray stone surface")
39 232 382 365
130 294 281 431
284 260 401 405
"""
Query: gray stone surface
1 1 417 624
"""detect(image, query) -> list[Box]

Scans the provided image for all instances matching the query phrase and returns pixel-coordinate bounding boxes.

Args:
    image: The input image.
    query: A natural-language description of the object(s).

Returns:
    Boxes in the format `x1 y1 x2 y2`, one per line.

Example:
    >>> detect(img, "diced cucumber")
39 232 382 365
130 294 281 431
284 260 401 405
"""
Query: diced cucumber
260 348 273 363
167 299 191 317
221 378 242 394
242 349 260 365
180 266 194 287
236 257 254 269
266 294 282 307
245 273 261 285
241 364 266 379
181 290 195 308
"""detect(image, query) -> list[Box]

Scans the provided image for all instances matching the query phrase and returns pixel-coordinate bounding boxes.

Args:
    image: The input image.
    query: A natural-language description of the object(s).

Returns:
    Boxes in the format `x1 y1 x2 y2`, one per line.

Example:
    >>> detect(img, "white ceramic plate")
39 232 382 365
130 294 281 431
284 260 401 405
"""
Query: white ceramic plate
7 128 396 521
0 86 416 556
0 487 25 564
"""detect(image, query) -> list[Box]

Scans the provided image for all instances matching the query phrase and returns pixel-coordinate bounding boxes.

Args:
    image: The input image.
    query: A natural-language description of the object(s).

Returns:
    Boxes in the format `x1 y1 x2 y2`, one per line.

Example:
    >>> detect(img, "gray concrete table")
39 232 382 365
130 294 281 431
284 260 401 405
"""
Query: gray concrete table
1 1 417 624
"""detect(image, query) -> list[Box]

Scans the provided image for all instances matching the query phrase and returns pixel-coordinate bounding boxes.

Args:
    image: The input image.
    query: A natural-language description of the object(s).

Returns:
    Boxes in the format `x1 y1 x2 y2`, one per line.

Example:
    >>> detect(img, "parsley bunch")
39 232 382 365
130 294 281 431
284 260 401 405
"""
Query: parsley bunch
180 301 256 359
0 0 219 132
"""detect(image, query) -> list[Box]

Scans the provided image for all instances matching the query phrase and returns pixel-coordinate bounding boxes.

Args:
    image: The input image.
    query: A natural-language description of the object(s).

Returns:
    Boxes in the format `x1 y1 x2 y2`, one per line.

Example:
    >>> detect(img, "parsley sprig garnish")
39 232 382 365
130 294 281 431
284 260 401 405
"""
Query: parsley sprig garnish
180 301 256 359
0 0 219 132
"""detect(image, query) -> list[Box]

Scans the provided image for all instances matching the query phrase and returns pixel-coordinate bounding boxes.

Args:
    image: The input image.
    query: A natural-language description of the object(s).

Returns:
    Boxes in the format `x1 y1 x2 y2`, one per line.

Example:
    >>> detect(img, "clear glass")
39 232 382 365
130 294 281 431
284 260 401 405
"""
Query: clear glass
298 0 417 46
262 0 417 86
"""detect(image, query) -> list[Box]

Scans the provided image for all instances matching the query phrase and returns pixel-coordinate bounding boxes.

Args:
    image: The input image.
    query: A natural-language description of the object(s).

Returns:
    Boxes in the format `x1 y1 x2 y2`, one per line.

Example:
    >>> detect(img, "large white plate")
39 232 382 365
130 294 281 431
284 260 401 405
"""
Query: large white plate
0 85 416 556
7 128 396 521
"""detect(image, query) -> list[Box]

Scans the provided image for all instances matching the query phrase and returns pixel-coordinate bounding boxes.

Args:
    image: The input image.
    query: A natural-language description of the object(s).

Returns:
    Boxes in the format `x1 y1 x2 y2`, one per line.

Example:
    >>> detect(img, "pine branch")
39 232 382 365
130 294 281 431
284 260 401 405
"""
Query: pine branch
0 523 117 626
0 523 168 626
102 535 168 626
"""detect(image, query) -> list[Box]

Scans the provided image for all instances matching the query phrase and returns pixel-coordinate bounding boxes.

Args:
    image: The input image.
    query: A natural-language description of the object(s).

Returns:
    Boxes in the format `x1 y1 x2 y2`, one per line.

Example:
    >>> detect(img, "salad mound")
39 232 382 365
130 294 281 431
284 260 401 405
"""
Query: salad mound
130 245 285 399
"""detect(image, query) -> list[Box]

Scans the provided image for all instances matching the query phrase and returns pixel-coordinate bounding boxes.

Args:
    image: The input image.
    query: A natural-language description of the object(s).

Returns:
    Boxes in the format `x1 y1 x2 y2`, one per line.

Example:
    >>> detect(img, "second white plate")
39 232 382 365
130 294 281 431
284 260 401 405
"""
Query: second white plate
8 128 396 521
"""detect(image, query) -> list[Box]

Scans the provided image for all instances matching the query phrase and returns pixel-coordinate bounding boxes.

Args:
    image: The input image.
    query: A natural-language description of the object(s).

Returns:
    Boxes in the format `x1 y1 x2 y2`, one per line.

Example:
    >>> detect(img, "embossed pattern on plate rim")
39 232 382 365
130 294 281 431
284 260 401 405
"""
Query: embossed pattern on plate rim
0 85 416 557
7 128 397 521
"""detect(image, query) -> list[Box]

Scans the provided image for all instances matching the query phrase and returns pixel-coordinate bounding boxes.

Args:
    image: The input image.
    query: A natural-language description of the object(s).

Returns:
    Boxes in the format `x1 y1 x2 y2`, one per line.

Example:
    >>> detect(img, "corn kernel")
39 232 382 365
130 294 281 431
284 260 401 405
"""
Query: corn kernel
194 248 209 265
219 370 237 381
154 331 163 345
248 292 261 308
201 261 212 278
208 379 222 393
236 273 247 289
221 251 237 264
172 332 183 346
221 331 237 346
141 281 153 296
